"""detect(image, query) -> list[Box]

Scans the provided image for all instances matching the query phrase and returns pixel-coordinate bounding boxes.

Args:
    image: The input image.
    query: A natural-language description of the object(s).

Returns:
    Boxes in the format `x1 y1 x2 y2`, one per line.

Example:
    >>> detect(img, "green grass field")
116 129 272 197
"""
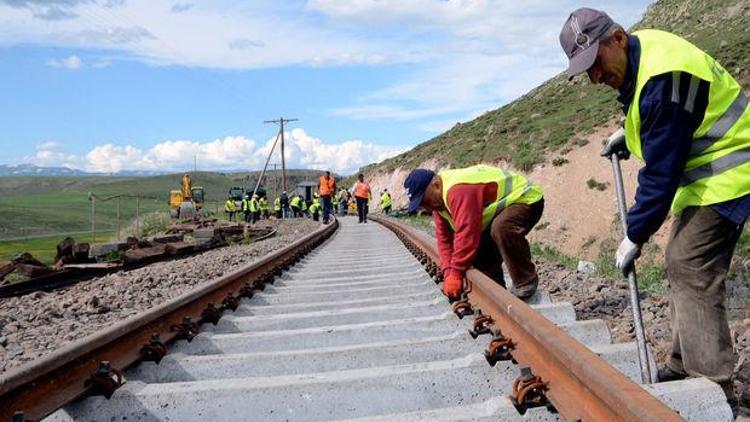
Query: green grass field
0 231 115 265
0 169 329 239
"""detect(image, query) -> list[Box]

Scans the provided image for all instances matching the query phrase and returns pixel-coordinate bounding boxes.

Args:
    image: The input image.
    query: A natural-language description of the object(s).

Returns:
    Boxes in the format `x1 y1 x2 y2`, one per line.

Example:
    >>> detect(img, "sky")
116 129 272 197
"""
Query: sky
0 0 652 175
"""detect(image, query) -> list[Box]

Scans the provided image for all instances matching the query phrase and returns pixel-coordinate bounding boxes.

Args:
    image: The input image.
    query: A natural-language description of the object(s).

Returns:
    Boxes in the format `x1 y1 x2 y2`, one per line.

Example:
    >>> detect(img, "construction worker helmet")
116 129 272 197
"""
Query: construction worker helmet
313 192 319 198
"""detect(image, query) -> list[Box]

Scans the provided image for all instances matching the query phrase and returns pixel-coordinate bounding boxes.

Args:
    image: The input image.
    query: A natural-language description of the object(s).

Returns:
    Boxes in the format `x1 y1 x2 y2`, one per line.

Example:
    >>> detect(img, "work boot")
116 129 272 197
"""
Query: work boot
509 277 538 300
656 366 688 382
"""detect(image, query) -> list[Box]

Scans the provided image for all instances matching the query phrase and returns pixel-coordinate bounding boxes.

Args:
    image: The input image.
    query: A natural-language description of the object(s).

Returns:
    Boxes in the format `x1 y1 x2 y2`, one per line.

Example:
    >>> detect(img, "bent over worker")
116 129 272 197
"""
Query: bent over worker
380 189 392 214
559 8 750 404
403 165 544 300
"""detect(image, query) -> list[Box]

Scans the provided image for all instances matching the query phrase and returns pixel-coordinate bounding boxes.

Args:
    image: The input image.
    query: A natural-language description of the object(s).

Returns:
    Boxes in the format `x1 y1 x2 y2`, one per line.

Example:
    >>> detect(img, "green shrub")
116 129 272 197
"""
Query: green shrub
552 157 570 167
586 178 609 191
530 242 577 269
534 222 550 231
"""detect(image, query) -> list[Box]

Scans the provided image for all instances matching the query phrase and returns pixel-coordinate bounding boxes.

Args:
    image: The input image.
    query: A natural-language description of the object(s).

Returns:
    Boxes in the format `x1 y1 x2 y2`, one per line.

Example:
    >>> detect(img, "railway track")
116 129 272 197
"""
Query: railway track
1 217 734 421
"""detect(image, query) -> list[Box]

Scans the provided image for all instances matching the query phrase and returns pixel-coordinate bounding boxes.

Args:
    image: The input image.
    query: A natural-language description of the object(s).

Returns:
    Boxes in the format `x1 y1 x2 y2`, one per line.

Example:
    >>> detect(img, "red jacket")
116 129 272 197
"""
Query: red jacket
434 182 498 280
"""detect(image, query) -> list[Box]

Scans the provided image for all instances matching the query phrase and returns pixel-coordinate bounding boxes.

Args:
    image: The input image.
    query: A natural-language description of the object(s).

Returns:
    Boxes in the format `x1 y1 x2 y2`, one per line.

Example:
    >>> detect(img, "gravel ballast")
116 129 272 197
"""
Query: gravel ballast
537 261 750 415
0 218 320 374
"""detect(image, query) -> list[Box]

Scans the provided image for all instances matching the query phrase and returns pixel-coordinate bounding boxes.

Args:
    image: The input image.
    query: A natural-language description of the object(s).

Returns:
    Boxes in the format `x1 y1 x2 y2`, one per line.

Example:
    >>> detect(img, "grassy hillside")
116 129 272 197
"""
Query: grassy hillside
361 0 750 175
0 169 331 239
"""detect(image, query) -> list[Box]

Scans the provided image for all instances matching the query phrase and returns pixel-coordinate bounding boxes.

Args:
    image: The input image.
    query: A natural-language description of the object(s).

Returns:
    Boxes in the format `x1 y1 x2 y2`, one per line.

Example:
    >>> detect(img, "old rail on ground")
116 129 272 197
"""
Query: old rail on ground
0 227 277 299
0 221 336 421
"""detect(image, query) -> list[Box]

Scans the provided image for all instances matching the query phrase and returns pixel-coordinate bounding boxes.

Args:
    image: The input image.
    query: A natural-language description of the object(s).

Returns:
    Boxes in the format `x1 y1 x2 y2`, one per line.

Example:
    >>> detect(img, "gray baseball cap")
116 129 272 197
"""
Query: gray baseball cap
559 8 615 79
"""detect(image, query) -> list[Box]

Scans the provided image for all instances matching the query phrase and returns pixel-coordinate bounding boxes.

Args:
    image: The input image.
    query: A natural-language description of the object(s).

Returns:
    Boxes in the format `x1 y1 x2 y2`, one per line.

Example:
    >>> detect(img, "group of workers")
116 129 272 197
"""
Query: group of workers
223 193 269 224
403 7 748 412
222 171 394 225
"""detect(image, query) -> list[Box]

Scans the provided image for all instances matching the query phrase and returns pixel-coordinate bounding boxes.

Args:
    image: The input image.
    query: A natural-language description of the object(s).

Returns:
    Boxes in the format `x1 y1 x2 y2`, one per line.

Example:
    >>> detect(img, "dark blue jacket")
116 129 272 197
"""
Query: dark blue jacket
617 35 750 244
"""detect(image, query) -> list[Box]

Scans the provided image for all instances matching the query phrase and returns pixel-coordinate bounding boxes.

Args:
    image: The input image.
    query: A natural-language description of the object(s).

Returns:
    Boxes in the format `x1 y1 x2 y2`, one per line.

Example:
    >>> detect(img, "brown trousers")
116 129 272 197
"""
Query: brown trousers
666 206 742 384
473 200 544 288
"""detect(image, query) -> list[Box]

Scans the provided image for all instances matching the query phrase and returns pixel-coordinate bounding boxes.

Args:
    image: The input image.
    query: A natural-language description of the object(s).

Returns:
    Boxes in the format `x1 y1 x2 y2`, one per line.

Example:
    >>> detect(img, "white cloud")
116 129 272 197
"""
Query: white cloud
306 0 650 122
85 144 144 173
28 130 405 175
85 136 260 173
30 141 82 168
1 1 653 138
257 128 405 174
46 54 82 69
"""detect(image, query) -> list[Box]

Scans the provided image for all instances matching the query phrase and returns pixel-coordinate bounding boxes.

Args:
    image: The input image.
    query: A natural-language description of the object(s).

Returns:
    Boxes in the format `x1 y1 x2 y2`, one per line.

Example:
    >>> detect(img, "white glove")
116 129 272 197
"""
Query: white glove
601 128 630 160
615 237 641 276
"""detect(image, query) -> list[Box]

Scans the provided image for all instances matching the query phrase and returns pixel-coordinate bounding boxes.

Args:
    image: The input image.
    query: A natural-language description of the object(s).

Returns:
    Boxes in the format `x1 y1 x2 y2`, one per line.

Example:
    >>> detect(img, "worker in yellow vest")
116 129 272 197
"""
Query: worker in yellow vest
224 196 237 222
259 195 269 220
290 194 302 218
300 195 308 217
274 196 282 219
249 194 260 224
560 8 750 403
403 165 544 301
309 193 322 221
380 189 392 214
241 194 251 223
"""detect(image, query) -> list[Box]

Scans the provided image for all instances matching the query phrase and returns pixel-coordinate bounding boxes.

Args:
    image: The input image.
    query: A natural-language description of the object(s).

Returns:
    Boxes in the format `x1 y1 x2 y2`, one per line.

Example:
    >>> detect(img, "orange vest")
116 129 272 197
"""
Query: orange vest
355 181 370 199
319 175 335 196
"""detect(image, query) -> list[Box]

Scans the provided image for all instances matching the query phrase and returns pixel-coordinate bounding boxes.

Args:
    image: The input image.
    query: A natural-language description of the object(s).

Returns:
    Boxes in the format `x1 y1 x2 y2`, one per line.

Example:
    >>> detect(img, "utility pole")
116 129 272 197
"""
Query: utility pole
272 163 279 197
264 117 298 193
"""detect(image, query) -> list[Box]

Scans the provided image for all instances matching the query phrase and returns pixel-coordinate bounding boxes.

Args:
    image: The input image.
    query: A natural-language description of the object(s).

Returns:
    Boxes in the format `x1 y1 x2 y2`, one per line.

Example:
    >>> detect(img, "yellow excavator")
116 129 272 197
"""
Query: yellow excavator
169 174 205 219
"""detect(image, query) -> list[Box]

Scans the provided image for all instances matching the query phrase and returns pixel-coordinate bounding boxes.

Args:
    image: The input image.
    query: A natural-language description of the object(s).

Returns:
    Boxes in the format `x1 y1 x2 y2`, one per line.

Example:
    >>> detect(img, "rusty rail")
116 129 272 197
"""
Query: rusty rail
0 220 337 421
371 215 681 422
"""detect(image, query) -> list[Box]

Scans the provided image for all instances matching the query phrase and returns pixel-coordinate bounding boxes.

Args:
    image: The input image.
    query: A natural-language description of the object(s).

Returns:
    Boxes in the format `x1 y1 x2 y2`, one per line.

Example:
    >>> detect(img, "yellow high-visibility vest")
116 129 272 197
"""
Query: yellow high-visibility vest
625 29 750 214
437 164 543 231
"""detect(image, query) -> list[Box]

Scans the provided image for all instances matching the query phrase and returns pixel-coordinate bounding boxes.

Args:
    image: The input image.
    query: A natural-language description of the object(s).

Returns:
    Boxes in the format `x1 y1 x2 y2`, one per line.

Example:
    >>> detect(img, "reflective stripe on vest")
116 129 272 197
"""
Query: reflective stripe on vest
436 164 543 231
625 29 750 214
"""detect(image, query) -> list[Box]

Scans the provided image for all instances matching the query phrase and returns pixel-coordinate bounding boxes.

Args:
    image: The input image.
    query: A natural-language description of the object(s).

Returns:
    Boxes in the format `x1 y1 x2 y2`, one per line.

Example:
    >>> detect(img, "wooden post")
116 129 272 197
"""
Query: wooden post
136 195 140 238
89 192 96 243
116 196 121 241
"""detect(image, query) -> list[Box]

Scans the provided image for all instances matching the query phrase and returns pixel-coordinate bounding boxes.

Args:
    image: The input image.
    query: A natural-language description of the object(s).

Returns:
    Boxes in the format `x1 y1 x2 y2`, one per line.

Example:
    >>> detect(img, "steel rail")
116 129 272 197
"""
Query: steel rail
371 215 681 422
0 220 337 421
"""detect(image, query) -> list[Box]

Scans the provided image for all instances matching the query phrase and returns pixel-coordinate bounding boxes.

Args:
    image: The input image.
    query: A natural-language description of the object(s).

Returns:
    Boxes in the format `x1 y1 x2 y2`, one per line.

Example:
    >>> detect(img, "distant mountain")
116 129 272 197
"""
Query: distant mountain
0 164 91 176
0 164 166 177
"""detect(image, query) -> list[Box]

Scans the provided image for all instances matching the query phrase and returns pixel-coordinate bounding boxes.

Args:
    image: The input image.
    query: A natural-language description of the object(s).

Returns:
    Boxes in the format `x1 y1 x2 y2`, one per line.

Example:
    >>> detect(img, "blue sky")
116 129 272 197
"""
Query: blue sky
0 0 652 175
